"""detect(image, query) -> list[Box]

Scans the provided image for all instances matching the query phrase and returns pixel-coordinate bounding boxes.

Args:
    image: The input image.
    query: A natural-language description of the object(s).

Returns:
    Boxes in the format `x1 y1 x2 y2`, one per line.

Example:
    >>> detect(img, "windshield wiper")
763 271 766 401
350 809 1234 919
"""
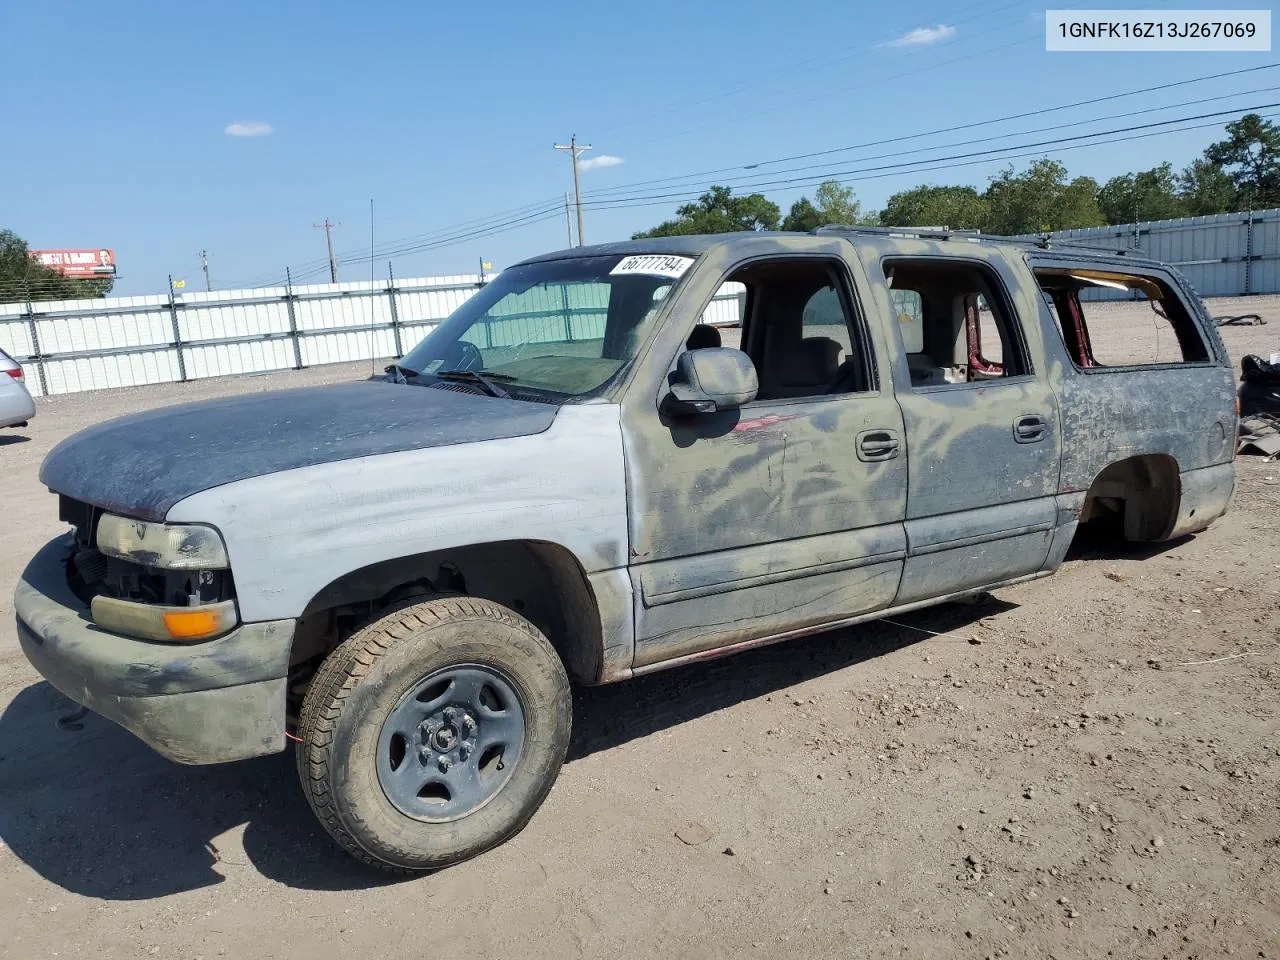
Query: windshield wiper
384 363 419 384
434 369 514 399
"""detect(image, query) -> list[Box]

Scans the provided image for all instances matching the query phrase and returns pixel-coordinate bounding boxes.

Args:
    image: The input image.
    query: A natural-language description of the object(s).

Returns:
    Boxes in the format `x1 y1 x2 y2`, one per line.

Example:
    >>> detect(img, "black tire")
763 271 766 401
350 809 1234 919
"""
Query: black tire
295 596 571 872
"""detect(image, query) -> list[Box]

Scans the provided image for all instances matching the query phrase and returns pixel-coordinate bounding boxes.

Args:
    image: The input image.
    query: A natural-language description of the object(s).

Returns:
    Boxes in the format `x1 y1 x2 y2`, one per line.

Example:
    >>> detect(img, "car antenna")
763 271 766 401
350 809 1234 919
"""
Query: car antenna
369 198 377 379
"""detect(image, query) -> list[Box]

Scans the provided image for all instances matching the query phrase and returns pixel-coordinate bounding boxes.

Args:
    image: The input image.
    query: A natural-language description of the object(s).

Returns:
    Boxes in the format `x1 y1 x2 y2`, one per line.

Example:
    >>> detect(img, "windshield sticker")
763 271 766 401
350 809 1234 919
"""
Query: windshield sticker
610 255 695 279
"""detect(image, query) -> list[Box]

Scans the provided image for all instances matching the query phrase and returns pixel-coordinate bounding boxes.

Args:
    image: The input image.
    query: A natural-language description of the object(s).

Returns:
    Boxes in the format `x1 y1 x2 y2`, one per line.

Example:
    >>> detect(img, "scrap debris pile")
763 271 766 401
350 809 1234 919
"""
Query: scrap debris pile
1237 353 1280 459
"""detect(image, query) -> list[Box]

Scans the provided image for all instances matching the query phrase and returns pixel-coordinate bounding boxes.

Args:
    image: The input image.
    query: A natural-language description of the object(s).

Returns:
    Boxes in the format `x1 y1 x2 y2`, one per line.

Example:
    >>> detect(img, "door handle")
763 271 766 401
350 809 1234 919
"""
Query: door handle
1013 414 1048 443
857 429 901 462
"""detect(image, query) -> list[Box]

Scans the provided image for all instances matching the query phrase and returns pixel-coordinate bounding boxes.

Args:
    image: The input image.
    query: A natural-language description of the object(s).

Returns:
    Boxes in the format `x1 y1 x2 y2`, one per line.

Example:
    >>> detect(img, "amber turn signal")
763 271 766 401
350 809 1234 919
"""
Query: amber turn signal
91 596 238 643
163 609 224 639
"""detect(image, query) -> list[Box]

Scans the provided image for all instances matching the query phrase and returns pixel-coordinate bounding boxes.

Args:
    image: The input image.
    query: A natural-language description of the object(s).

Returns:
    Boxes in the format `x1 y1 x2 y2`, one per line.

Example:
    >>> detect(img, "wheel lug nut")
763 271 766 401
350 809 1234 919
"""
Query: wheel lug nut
462 715 476 731
459 744 471 760
443 707 457 722
438 756 452 772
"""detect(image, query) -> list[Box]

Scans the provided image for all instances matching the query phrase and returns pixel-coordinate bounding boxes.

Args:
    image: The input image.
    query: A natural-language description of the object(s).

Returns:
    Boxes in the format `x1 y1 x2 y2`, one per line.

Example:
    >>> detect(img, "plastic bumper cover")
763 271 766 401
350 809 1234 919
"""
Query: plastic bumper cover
14 534 296 764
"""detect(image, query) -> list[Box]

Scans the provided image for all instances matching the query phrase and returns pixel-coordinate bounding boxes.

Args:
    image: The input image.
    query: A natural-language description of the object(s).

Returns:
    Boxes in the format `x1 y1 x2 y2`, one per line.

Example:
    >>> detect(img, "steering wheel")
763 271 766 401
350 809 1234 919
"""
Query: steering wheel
441 340 484 372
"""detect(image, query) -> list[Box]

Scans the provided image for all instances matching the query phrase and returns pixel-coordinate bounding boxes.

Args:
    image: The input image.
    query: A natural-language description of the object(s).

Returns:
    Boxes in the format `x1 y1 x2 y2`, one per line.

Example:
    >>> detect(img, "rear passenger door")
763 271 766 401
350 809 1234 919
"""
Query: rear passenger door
864 250 1064 604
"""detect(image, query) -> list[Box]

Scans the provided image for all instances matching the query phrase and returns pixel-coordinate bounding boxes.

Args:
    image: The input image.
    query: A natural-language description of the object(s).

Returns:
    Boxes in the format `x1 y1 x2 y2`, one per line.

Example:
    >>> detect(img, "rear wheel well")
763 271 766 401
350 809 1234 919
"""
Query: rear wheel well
1079 454 1181 542
287 541 604 697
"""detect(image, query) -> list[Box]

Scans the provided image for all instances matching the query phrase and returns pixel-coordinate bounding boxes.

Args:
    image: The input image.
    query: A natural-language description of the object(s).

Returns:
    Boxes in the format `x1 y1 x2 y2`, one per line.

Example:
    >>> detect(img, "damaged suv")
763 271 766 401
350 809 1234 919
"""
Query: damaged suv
16 228 1238 871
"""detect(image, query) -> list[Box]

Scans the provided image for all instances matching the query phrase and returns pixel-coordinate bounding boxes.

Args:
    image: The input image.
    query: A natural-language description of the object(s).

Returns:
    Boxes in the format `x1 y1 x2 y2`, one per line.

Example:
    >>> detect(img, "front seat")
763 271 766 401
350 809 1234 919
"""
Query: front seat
770 337 843 397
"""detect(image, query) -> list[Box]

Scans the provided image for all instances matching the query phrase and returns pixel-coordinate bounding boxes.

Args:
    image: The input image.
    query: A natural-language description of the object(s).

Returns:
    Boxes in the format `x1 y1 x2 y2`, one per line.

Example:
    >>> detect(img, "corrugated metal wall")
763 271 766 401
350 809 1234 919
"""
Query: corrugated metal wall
1014 208 1280 299
0 272 744 398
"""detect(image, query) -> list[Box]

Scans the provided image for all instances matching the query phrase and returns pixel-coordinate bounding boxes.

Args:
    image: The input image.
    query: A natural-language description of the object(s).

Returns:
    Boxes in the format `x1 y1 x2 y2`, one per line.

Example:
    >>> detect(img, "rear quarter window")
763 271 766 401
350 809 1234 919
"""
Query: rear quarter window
1034 267 1210 369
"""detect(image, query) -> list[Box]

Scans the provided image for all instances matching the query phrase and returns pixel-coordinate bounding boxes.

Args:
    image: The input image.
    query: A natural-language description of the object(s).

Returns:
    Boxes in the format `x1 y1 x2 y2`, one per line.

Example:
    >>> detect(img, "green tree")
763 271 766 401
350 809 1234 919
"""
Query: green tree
781 197 821 232
781 180 865 231
982 159 1104 234
879 184 988 229
0 229 113 303
1177 158 1237 216
1204 113 1280 208
1096 163 1186 224
632 185 781 238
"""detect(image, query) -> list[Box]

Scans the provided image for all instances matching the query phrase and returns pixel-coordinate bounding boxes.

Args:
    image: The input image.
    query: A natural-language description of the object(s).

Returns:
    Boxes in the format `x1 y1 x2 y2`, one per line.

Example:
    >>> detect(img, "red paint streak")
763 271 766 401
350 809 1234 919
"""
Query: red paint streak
733 413 800 433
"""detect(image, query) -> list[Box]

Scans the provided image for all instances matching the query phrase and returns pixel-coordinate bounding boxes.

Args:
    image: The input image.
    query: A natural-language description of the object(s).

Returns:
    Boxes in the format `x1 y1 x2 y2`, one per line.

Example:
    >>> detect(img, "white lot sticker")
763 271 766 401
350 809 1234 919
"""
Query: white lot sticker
610 254 695 279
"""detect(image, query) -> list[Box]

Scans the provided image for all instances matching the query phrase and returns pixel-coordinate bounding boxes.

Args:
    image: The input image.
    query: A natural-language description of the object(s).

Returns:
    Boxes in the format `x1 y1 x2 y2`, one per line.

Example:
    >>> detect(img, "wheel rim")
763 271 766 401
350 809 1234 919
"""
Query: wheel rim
375 664 526 822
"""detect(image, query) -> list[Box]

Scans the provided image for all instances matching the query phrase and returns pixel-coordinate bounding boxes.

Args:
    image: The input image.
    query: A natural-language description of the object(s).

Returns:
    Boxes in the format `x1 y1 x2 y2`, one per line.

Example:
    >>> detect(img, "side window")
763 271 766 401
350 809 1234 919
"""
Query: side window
1034 268 1210 368
700 281 746 327
729 258 874 401
801 286 854 360
882 258 1030 387
891 289 924 354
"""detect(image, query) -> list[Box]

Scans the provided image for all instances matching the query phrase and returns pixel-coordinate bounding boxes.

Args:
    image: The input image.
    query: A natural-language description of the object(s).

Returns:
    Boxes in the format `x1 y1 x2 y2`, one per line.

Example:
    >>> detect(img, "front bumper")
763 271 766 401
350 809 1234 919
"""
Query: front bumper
15 534 296 764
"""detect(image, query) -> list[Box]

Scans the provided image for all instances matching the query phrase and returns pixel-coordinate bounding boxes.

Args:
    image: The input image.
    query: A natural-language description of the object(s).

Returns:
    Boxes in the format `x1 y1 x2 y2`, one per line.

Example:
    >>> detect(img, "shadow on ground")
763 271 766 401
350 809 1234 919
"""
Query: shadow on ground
0 599 1010 900
1065 517 1192 562
0 434 31 447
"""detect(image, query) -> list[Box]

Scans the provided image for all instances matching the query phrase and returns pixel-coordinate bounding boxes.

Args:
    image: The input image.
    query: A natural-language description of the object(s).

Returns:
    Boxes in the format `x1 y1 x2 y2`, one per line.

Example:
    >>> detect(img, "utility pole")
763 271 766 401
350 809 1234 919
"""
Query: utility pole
314 218 339 283
563 192 574 246
553 135 592 246
200 249 211 291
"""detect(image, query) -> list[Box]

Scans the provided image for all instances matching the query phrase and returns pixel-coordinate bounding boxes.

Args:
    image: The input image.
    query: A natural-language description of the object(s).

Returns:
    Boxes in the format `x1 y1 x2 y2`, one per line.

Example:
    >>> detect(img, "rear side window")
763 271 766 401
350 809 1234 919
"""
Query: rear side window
882 258 1031 387
1034 268 1210 368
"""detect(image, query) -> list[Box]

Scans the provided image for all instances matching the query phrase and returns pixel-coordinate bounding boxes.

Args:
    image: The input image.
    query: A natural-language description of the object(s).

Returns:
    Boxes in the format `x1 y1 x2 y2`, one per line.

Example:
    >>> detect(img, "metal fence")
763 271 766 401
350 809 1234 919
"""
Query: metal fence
1014 207 1280 298
0 273 744 399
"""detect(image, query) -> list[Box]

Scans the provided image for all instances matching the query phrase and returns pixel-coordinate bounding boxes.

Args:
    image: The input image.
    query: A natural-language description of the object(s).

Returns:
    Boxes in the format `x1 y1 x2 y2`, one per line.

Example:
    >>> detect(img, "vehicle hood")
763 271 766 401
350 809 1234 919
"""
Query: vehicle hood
40 380 559 521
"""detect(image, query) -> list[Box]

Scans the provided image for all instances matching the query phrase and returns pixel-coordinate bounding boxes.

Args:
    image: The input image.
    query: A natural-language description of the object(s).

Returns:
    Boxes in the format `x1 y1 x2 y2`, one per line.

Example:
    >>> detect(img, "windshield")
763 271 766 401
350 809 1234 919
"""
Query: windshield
399 254 693 398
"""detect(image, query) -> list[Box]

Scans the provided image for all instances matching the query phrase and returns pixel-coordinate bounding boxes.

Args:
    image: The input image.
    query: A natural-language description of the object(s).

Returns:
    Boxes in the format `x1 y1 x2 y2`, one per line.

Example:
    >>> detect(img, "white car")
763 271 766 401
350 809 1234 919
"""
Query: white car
0 348 36 429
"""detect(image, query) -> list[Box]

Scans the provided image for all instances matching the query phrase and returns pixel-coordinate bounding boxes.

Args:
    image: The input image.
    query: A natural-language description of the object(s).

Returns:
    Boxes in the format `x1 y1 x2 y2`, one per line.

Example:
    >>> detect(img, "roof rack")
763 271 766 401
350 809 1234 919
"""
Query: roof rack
810 224 1145 258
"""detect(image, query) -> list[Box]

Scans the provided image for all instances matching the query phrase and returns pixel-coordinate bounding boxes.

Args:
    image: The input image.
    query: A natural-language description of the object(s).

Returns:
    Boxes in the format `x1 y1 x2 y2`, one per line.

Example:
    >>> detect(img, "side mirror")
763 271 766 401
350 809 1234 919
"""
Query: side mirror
661 347 758 417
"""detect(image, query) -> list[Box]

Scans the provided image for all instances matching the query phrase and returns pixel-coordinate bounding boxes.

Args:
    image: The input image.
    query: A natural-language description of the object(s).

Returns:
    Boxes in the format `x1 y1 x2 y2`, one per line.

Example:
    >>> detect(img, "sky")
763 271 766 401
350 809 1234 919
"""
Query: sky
1 0 1276 295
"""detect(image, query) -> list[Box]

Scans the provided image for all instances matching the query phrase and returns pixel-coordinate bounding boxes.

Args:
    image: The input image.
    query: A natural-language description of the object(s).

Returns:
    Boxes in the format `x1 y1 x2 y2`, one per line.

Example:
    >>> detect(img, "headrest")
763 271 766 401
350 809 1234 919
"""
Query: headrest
777 337 842 386
686 324 722 350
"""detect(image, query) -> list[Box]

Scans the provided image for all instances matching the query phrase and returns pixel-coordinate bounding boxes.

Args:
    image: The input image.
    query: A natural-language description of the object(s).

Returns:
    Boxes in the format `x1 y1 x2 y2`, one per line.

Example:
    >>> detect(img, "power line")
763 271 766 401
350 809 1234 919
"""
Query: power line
582 0 1082 155
463 0 1051 185
606 0 1098 158
336 200 566 264
581 111 1280 215
229 194 567 288
580 102 1280 207
253 65 1277 289
583 64 1280 199
585 88 1280 204
242 64 1278 288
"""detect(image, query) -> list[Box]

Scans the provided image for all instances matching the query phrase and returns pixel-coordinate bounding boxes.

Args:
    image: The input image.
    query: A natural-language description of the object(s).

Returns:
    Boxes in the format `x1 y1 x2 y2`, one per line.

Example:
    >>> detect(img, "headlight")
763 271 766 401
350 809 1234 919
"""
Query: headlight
95 514 229 570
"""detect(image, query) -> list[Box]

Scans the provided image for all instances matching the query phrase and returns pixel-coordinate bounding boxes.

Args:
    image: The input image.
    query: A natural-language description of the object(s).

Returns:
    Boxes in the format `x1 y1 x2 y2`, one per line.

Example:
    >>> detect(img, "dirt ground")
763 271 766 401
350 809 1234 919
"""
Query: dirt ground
0 297 1277 960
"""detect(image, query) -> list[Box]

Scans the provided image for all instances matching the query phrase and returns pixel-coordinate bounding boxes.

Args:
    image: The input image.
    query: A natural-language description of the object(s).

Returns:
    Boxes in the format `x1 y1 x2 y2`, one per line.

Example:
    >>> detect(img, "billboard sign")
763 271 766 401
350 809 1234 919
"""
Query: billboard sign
30 249 116 278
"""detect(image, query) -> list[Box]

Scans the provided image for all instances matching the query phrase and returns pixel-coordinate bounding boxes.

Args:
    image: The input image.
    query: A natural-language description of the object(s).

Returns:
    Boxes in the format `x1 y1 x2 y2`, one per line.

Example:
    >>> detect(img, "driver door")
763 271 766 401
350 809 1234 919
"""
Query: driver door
620 251 909 668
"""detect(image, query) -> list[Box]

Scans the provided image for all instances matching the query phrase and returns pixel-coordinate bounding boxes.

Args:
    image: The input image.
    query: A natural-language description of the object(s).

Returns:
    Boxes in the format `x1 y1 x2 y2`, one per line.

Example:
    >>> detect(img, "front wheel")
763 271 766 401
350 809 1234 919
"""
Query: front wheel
295 596 572 872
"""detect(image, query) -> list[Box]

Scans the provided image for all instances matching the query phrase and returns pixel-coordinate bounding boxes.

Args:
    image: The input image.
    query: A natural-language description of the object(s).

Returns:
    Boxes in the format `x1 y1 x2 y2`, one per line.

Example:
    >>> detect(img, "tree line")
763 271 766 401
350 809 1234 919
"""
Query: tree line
633 113 1280 238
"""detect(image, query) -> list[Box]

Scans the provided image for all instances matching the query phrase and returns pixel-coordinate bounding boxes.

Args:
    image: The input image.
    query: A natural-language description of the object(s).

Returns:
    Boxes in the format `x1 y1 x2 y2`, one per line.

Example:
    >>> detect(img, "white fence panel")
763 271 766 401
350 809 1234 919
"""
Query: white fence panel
6 266 801 399
300 328 398 367
44 350 182 396
184 340 295 380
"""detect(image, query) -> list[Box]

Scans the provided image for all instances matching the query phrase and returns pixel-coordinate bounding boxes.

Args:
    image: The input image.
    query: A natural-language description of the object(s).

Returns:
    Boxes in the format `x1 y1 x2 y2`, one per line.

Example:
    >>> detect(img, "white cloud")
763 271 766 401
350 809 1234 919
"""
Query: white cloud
579 154 624 171
224 121 273 138
885 24 956 47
